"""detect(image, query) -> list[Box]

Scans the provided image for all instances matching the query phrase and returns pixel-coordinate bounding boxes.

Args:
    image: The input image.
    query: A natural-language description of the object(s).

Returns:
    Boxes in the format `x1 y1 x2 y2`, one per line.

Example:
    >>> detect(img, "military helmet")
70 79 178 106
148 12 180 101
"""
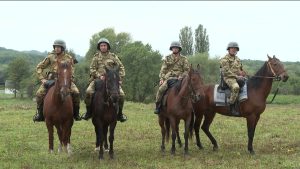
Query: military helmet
227 42 239 51
97 38 111 50
53 39 66 50
169 41 182 51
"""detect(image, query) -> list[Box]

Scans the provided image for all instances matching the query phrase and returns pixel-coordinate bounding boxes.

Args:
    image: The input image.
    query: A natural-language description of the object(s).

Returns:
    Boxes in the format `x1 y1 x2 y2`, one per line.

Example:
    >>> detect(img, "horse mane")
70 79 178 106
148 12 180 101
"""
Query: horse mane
247 61 268 89
174 80 182 95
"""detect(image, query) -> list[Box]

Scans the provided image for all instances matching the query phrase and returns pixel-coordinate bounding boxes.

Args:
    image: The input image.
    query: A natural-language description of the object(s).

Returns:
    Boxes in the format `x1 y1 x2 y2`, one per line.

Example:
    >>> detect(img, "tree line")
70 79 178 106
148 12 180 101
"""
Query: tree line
2 26 300 101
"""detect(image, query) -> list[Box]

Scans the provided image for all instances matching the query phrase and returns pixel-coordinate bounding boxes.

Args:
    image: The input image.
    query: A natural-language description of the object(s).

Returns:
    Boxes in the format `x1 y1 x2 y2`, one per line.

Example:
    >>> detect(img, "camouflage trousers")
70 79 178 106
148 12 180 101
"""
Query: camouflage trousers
36 82 81 107
225 78 240 104
155 77 178 103
84 80 125 106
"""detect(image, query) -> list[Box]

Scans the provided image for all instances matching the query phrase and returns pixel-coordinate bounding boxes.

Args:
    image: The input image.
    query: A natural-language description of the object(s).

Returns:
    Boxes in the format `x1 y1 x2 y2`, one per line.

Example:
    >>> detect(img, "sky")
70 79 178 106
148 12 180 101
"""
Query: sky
0 1 299 62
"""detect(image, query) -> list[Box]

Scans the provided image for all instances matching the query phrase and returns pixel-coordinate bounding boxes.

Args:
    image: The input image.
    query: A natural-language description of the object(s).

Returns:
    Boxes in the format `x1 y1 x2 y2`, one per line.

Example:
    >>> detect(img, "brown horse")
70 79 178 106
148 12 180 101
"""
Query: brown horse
192 55 289 154
92 67 120 160
43 60 74 154
159 66 202 155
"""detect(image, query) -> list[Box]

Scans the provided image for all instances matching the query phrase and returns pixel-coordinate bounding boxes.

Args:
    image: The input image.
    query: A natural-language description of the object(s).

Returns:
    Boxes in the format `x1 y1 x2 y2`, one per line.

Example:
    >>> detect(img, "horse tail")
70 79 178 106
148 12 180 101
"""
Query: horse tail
165 117 170 142
189 111 195 139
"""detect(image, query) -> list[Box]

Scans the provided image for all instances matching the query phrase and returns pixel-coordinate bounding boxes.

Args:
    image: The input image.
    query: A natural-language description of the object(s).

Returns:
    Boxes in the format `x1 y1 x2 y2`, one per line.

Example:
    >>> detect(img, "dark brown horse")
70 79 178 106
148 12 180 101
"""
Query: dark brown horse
159 66 202 155
44 60 74 154
192 55 289 154
92 67 120 160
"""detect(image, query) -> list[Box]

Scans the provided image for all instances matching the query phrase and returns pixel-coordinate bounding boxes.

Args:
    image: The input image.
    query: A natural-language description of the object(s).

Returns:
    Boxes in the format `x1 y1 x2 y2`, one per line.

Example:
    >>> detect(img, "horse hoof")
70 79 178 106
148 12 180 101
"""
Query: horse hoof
197 144 204 150
49 149 54 154
213 146 219 151
99 155 104 160
249 150 255 155
109 154 114 160
104 148 109 152
94 147 100 151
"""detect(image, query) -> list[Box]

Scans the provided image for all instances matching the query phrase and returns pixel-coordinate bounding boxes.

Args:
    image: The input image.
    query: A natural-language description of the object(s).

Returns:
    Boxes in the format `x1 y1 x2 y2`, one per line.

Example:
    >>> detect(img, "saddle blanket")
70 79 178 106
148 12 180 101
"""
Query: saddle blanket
214 84 248 106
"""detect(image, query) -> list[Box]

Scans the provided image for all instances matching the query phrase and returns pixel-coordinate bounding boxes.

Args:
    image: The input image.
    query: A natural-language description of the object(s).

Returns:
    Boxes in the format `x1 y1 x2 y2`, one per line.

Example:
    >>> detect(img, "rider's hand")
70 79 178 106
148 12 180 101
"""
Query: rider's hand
119 81 122 85
159 79 164 85
236 76 244 80
100 75 105 80
41 79 47 84
239 70 246 77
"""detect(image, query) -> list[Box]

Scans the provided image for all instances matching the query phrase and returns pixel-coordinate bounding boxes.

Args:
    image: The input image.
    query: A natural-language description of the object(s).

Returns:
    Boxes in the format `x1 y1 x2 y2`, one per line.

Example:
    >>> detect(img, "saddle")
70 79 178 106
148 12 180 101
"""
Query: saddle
214 73 248 107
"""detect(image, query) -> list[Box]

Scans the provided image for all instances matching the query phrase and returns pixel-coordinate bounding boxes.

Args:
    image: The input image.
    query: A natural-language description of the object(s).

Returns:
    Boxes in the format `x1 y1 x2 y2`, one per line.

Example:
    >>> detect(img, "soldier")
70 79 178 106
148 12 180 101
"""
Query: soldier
33 39 82 122
219 41 246 115
81 38 127 122
154 41 190 114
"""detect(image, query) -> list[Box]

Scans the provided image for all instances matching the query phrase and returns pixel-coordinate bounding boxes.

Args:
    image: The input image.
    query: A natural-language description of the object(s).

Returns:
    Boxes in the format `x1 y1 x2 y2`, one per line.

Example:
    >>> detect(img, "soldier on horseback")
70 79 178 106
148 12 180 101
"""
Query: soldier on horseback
33 39 81 122
154 41 190 114
81 38 127 122
219 42 247 115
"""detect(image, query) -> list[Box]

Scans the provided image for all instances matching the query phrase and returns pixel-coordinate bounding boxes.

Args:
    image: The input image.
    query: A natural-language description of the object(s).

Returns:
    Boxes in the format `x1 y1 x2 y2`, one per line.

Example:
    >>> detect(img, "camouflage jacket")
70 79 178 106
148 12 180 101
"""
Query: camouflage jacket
159 54 190 81
36 52 75 80
89 52 125 81
219 54 243 80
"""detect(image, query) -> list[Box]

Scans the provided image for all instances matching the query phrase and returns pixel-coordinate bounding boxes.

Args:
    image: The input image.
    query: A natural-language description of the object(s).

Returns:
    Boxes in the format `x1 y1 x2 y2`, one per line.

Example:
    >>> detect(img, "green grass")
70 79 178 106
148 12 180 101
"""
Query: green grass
0 96 299 169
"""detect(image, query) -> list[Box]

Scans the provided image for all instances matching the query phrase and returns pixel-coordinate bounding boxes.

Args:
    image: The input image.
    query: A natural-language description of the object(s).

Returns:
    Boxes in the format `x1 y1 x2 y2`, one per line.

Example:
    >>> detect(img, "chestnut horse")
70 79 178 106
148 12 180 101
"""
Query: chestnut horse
192 55 289 154
43 60 74 154
92 67 120 160
159 66 202 155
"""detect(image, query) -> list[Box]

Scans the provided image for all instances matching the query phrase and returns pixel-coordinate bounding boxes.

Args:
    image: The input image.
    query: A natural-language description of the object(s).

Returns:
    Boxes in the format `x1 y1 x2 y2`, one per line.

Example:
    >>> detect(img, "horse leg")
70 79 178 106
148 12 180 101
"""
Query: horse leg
176 119 182 148
65 121 73 155
201 112 218 151
104 125 109 151
194 113 204 149
46 121 54 153
246 114 260 155
184 115 192 155
94 124 100 151
55 124 63 153
99 124 104 160
109 122 116 159
159 116 166 152
169 118 177 155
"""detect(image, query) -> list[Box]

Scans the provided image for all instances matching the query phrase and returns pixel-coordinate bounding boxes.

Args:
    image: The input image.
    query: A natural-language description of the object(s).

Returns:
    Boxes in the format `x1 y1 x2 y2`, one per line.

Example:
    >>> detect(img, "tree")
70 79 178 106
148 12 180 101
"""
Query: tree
194 24 209 53
120 41 162 102
179 26 194 56
85 28 132 61
7 57 31 98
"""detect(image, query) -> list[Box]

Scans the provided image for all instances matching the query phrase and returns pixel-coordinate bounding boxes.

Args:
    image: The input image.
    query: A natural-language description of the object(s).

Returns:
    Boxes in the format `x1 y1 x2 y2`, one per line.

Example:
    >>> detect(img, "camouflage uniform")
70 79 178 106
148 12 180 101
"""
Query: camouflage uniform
219 54 243 104
84 51 125 105
82 38 127 122
155 54 190 104
33 39 81 122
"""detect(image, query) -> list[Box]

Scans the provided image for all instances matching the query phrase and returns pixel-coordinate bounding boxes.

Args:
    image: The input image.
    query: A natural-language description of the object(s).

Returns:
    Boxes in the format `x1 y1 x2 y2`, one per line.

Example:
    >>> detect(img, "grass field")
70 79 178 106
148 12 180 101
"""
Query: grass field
0 95 299 169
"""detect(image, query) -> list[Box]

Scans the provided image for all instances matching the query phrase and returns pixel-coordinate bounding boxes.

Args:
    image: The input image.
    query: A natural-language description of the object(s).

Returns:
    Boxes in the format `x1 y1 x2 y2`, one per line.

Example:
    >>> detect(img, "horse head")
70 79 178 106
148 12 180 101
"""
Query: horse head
267 55 289 82
57 60 72 102
189 64 204 102
105 66 120 105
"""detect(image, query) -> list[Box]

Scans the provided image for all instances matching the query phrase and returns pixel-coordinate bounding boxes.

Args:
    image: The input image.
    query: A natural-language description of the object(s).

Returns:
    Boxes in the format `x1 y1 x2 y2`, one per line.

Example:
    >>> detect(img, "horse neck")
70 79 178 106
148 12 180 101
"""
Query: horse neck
52 81 62 104
178 76 190 99
248 62 274 99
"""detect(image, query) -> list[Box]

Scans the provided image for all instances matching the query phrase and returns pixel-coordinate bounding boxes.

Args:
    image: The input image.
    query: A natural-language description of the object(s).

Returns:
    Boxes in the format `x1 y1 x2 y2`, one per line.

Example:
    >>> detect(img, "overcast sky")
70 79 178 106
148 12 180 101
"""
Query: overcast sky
0 1 299 62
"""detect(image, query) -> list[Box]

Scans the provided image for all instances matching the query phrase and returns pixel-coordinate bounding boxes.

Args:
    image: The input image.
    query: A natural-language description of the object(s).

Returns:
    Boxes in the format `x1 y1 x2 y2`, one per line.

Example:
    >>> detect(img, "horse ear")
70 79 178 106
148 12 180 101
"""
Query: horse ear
197 64 200 70
267 54 271 60
273 55 276 59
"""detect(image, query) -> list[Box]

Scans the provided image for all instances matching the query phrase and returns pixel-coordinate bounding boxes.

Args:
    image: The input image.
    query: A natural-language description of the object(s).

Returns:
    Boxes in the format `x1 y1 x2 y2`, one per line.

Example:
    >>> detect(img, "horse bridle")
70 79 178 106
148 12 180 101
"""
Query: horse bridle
250 61 284 81
189 72 203 103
